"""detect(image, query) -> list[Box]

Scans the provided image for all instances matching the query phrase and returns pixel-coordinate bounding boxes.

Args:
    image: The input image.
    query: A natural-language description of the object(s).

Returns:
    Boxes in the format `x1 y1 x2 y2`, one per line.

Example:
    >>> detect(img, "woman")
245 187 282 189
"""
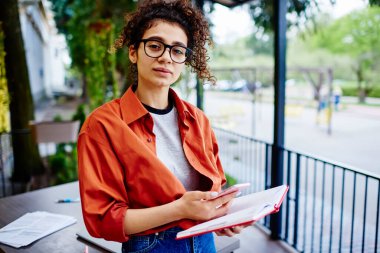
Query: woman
78 1 246 252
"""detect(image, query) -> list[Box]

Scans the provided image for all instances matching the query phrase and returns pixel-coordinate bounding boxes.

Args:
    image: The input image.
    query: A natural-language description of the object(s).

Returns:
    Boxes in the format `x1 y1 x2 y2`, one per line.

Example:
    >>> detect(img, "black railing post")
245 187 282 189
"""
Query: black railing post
196 78 204 110
270 0 287 240
293 154 301 249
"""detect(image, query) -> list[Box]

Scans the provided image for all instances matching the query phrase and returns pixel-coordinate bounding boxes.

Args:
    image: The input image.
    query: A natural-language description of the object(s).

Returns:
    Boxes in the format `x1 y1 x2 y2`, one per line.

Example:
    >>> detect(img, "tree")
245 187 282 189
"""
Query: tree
0 1 45 184
245 31 273 56
309 7 380 102
247 0 318 32
245 0 380 32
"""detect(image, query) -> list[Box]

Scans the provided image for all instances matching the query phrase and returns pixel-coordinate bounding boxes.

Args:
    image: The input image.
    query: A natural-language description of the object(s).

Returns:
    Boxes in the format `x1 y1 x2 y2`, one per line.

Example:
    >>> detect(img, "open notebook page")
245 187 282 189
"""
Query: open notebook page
176 185 288 239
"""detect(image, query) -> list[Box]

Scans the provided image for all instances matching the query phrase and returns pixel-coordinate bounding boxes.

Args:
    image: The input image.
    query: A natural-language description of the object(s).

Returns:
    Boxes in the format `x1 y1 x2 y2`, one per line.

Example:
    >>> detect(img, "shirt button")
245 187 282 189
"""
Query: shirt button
147 138 152 142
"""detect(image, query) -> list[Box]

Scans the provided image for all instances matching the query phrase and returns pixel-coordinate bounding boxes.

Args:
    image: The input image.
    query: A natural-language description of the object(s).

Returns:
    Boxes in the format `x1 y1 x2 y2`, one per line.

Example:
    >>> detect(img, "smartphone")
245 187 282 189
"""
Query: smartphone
211 183 250 199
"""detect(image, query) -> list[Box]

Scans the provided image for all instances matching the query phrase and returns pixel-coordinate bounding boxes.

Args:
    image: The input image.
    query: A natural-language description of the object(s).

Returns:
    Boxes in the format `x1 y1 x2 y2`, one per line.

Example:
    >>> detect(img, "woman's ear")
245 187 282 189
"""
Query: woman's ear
129 45 137 64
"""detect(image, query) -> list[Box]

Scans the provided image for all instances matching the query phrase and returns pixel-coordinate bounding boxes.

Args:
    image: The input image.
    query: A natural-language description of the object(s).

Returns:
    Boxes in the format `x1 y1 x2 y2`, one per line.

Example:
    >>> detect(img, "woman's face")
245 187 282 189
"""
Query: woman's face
129 20 188 90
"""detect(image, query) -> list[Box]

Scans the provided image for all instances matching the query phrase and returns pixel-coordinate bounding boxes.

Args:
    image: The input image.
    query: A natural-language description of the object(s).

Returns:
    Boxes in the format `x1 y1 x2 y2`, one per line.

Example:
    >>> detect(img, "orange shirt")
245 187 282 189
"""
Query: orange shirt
78 86 226 242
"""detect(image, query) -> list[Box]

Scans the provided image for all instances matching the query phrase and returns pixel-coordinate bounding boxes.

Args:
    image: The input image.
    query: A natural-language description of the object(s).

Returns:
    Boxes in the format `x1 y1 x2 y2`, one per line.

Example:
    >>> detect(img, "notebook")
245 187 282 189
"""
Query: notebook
176 185 289 239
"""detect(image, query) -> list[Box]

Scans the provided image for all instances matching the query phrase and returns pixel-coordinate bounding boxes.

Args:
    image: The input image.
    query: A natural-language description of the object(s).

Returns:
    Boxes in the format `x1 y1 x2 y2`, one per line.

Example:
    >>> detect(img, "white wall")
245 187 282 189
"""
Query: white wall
19 0 68 104
19 4 46 103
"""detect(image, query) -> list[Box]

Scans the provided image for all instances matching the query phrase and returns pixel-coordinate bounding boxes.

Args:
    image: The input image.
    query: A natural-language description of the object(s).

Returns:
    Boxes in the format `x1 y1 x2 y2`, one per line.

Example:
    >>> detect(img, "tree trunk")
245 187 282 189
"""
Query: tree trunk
358 88 366 103
0 0 45 184
356 64 366 103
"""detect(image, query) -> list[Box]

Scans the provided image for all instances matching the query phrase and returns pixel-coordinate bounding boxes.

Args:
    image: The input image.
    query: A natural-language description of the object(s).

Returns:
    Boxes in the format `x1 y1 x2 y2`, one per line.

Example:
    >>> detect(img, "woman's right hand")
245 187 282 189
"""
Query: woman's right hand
175 190 237 221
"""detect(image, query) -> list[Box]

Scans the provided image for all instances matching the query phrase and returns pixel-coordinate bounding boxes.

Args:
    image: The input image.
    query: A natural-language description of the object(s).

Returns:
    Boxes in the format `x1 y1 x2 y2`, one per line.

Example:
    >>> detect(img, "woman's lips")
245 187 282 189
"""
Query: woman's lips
153 67 172 74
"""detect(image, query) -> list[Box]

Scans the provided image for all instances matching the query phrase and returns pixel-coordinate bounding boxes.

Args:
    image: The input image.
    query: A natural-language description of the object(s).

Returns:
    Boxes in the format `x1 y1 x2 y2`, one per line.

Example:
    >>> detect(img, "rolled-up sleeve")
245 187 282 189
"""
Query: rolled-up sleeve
78 132 130 242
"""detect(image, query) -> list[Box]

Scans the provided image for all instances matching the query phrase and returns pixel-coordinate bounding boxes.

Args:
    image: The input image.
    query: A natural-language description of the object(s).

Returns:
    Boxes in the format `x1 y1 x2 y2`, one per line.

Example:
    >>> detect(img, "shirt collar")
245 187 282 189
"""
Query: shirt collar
120 86 149 125
169 88 196 123
120 85 197 125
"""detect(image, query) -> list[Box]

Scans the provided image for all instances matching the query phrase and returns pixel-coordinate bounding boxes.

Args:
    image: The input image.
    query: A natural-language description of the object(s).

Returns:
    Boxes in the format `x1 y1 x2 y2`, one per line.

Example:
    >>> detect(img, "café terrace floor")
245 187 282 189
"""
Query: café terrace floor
232 225 293 253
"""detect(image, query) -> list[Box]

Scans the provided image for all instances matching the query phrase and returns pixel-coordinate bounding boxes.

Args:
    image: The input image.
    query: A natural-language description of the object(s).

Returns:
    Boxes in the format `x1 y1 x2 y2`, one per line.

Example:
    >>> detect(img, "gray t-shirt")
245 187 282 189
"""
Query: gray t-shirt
144 103 200 191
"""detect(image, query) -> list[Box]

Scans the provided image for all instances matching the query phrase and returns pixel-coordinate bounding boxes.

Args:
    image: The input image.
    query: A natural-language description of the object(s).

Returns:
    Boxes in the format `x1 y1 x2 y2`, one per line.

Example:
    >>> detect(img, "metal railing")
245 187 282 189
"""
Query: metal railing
214 127 380 253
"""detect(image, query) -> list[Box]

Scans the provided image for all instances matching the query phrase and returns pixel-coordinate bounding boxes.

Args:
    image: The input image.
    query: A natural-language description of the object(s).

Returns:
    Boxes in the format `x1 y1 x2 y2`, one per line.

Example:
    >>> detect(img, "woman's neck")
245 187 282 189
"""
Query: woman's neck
135 85 170 109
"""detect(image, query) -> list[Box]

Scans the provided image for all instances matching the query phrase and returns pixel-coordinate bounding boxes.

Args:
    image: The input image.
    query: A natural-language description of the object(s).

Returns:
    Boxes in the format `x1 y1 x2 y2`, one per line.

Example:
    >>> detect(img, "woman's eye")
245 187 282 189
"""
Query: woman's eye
147 43 162 51
173 47 185 55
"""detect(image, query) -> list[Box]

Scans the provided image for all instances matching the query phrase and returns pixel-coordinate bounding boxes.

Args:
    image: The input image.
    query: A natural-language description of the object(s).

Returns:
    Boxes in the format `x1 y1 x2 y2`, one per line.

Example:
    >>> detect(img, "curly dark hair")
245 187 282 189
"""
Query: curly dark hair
111 0 215 85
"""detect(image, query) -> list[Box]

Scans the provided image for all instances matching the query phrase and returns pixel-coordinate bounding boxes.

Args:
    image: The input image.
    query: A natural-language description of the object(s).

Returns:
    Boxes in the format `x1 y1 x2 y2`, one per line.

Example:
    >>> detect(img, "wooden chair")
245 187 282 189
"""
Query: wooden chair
28 120 80 189
29 120 80 156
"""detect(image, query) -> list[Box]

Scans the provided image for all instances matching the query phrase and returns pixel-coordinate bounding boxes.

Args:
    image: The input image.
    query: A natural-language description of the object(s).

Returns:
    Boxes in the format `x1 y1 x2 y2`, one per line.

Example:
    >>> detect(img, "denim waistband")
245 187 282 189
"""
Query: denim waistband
123 227 216 253
133 226 183 241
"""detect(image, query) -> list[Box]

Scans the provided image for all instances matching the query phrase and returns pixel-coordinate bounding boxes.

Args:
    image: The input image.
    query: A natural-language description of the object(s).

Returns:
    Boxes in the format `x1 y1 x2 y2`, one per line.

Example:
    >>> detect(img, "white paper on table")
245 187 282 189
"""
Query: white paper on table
0 211 76 248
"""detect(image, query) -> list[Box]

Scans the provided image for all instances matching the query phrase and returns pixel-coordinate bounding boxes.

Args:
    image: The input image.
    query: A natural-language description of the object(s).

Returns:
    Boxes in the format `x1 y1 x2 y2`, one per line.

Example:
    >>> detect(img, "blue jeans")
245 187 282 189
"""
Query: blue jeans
122 227 216 253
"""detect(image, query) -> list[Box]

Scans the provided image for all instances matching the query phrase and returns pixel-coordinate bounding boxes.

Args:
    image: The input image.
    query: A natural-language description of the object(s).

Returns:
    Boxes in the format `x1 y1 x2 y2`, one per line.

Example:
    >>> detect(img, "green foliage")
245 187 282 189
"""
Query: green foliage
47 114 80 185
306 6 380 101
0 22 10 133
341 85 380 98
287 39 356 81
212 39 252 64
245 32 273 56
341 86 358 97
225 173 238 187
85 19 119 110
47 0 139 185
71 103 86 130
246 0 321 32
210 36 273 68
369 86 380 98
245 0 380 33
49 152 67 174
53 114 63 122
48 143 78 185
310 7 380 57
49 0 137 96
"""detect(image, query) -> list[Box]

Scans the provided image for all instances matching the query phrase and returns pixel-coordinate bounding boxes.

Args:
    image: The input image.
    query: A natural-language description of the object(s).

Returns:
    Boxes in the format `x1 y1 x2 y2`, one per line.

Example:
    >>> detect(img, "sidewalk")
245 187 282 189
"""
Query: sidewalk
341 103 380 118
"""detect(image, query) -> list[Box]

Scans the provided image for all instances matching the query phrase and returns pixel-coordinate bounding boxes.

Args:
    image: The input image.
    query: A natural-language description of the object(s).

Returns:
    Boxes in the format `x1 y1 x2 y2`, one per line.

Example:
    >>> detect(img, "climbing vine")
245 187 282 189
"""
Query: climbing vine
85 19 118 110
0 22 10 133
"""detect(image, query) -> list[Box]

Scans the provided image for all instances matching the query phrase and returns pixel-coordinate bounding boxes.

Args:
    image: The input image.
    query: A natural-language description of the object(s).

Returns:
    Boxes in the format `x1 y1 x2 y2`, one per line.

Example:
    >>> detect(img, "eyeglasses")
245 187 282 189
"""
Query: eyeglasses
139 39 191 64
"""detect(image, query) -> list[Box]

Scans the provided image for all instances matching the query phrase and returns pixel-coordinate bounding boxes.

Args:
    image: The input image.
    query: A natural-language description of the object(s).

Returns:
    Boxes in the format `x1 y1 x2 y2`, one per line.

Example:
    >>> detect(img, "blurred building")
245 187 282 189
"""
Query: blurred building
19 0 69 104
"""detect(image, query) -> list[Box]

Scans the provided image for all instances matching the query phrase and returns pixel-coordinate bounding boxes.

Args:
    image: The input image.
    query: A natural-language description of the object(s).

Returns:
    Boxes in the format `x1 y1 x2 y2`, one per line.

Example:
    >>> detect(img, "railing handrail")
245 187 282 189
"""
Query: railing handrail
280 147 380 180
214 126 271 145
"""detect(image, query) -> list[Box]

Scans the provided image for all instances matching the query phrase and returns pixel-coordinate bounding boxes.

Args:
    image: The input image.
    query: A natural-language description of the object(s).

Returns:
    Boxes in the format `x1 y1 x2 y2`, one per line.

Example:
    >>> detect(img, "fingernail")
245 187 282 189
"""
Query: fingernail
210 192 218 197
236 191 242 197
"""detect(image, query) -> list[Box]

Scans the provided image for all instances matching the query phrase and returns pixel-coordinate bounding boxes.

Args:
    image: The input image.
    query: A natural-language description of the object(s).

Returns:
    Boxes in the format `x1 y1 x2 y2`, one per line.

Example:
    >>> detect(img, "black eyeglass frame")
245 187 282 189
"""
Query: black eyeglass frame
139 39 192 64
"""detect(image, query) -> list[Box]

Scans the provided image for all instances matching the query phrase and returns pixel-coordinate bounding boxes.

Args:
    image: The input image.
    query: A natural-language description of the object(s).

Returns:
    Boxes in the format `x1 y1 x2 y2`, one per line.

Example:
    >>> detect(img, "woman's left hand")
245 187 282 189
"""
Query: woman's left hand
215 223 252 237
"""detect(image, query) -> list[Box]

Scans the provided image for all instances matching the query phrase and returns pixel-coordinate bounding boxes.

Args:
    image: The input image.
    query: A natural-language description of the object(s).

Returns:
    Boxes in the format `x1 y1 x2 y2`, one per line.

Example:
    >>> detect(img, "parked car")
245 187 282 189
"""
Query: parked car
215 79 232 91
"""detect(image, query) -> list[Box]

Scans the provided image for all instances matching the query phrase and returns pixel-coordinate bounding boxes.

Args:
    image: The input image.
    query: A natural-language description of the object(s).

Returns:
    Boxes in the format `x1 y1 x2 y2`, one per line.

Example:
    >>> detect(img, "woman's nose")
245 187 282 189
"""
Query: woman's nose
158 48 172 63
